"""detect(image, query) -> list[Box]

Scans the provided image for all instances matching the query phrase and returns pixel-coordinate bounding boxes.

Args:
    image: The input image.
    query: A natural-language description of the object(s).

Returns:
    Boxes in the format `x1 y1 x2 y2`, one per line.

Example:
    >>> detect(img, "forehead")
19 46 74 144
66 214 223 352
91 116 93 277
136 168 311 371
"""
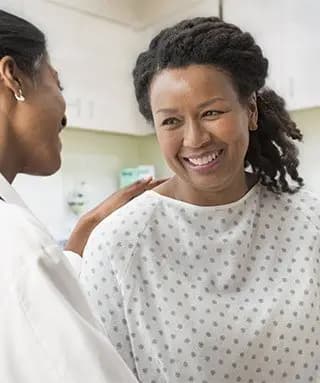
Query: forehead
149 64 238 107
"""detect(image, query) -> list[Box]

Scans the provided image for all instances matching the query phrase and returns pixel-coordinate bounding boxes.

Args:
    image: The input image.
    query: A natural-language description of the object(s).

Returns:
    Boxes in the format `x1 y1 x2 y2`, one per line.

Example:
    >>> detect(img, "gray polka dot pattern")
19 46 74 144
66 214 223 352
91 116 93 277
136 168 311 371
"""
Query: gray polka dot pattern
80 183 320 382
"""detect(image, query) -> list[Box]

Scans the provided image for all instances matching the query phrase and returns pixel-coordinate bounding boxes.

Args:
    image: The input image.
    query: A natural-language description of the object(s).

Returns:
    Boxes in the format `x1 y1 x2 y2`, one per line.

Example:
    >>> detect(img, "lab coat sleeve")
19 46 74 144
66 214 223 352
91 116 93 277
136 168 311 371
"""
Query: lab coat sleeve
0 202 138 383
64 250 82 275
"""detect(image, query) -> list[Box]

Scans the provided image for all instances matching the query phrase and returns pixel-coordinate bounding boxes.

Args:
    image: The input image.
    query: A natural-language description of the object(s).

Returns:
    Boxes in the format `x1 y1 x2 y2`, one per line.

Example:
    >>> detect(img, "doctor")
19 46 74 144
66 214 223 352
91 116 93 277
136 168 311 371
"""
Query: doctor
0 10 155 383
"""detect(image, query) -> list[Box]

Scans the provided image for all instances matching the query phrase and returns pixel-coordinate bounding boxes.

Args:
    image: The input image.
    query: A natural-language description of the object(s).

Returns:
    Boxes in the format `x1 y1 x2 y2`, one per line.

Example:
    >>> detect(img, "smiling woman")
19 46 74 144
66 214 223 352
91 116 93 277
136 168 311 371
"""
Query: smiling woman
149 64 256 205
133 17 303 203
81 16 320 383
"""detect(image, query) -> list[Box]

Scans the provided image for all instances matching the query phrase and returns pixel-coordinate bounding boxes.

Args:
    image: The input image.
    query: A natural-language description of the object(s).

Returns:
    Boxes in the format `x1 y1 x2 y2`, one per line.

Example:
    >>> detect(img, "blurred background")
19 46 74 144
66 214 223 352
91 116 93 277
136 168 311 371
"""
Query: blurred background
1 0 320 242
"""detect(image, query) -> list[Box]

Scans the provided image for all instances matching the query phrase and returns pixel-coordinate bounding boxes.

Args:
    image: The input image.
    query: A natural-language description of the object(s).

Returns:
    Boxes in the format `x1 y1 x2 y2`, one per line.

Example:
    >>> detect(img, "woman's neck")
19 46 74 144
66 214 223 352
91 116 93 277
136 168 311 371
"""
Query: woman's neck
157 172 257 207
0 124 20 183
0 162 17 184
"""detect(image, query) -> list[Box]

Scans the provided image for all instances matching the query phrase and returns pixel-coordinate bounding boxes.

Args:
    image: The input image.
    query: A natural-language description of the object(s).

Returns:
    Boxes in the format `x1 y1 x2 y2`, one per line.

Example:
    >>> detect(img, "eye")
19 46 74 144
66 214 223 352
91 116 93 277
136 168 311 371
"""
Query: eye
161 117 180 126
202 110 222 118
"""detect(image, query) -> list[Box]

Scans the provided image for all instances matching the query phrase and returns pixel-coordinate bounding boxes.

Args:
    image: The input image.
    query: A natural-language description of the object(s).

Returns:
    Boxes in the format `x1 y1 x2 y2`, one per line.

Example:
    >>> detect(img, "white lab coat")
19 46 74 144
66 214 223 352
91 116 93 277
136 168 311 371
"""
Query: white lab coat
0 174 137 383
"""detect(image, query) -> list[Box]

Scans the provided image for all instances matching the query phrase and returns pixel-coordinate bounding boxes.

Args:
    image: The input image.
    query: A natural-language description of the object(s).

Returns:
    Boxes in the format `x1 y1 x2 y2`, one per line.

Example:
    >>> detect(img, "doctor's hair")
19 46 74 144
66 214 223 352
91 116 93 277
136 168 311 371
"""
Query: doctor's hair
0 10 46 75
133 17 304 194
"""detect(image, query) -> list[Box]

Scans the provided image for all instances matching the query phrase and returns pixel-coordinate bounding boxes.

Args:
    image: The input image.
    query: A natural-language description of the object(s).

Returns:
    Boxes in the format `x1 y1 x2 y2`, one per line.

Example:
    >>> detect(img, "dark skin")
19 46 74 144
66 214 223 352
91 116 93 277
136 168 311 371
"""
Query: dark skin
0 55 165 256
149 65 258 206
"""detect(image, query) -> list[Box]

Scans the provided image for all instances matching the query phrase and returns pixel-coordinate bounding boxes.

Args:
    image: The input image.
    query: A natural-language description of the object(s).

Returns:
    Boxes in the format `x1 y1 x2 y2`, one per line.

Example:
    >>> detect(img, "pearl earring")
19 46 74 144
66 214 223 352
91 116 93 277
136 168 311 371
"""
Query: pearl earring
15 89 25 102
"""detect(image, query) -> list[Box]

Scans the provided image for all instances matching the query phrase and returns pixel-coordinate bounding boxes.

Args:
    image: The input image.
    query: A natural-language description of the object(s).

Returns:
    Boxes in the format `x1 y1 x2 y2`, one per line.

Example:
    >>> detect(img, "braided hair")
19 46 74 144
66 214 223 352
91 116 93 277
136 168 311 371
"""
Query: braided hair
133 17 303 194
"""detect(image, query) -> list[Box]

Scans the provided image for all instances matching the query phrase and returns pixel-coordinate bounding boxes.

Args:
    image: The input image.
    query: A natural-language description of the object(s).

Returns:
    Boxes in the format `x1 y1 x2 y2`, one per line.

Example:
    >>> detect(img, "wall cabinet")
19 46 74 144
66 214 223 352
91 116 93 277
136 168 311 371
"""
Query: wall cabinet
22 0 153 135
3 0 319 135
223 0 320 111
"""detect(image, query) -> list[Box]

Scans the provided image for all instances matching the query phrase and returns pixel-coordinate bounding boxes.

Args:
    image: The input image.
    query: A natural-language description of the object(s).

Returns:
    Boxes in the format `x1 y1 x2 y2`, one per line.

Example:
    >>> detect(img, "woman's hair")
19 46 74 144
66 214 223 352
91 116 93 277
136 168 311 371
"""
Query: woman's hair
133 17 304 194
0 10 46 75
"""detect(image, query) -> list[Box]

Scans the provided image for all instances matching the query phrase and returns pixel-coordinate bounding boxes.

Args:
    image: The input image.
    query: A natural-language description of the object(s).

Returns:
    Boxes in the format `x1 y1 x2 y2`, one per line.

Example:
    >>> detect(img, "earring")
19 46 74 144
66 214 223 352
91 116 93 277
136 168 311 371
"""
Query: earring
14 89 25 102
249 121 258 131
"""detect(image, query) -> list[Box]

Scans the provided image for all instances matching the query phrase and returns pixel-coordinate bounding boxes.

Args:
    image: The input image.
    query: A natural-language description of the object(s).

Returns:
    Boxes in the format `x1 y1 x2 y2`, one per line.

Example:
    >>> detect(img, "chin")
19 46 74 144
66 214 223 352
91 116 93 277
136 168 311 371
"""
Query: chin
42 158 62 176
23 156 62 177
181 172 229 192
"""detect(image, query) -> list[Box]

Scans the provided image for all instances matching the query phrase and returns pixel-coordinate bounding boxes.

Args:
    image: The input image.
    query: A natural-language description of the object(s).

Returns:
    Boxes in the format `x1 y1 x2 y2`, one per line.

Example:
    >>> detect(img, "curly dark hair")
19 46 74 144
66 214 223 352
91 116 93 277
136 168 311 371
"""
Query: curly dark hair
133 17 303 194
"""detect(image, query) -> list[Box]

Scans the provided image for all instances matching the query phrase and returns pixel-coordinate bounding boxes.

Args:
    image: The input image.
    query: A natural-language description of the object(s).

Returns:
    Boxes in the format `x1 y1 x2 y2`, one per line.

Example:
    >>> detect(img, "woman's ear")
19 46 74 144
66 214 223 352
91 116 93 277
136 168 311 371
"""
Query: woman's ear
248 92 258 131
0 56 24 99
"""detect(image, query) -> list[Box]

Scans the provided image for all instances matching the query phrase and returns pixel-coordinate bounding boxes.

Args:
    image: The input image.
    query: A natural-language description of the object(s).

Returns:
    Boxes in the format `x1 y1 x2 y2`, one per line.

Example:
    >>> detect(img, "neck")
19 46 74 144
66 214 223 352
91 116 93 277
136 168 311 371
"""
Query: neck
0 161 18 184
0 123 20 184
170 172 256 206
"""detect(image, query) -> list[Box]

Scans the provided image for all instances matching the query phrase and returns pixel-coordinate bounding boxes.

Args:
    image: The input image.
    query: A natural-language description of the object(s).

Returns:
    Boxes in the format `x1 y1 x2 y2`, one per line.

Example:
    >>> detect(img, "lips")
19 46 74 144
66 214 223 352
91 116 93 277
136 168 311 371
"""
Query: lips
58 116 67 132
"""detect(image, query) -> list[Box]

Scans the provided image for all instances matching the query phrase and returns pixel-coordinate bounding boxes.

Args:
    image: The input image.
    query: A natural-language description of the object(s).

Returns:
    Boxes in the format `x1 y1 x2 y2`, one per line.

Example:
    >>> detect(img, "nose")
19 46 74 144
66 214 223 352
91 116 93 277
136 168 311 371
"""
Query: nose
183 119 211 148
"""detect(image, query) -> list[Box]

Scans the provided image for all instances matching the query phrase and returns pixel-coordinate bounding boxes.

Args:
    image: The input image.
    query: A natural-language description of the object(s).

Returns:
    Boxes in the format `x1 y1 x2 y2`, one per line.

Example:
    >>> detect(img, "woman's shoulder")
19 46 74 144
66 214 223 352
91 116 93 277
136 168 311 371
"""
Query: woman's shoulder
82 191 164 283
83 191 161 264
93 190 161 235
292 187 320 228
261 183 320 230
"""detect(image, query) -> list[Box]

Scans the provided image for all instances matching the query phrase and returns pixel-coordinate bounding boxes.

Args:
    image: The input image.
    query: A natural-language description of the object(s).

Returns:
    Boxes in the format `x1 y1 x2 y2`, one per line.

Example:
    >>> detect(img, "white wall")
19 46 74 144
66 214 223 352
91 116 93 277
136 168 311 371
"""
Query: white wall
13 129 145 242
292 108 320 196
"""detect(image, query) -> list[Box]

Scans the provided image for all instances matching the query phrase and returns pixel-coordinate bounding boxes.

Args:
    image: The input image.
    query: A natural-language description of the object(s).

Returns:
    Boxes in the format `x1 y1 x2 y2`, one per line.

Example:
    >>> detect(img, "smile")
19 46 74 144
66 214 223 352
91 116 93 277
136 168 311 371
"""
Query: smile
184 149 224 167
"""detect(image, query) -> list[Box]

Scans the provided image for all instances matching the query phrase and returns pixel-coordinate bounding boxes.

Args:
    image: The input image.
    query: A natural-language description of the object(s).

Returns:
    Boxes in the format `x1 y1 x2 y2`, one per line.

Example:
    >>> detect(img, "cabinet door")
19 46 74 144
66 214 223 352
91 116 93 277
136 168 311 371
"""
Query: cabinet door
283 0 320 110
223 0 287 100
22 0 153 135
223 0 320 111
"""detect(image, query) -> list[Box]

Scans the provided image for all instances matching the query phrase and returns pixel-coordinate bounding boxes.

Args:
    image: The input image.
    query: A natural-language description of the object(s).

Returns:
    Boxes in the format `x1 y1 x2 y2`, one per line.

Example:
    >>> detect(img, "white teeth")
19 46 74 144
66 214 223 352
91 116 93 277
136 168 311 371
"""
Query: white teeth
188 150 222 166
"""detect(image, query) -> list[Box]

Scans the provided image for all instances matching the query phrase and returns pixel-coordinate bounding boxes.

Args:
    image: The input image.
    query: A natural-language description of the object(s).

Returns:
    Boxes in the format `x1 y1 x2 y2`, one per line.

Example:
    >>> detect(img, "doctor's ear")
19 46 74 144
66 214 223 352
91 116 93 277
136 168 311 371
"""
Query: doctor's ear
0 56 26 101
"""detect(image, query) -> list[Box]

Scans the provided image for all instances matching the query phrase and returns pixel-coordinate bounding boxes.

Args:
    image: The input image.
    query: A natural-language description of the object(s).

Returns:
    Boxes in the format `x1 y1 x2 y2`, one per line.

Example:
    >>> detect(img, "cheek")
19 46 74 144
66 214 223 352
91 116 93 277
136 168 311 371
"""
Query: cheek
44 91 65 119
209 116 249 148
156 130 182 161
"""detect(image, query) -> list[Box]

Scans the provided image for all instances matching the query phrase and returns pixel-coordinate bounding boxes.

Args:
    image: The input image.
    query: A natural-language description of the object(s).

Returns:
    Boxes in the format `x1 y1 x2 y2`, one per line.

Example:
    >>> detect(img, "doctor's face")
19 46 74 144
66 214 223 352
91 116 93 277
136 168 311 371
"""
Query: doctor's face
10 58 66 176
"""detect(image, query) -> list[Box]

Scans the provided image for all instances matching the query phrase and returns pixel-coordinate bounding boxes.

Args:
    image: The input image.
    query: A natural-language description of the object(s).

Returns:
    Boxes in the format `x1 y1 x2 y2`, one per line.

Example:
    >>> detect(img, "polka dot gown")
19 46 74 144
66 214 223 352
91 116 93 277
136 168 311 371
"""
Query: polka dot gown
80 183 320 382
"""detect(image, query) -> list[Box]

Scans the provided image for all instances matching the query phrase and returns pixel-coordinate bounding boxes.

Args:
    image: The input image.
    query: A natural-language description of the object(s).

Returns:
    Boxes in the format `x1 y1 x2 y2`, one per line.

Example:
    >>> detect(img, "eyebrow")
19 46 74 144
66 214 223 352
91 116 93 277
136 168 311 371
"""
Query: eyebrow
197 97 226 109
156 107 178 115
155 97 226 114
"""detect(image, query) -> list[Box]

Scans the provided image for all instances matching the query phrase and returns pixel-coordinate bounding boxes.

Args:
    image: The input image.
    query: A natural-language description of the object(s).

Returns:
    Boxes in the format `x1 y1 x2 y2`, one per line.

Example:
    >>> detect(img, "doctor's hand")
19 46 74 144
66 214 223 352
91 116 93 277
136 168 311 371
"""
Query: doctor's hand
64 177 166 257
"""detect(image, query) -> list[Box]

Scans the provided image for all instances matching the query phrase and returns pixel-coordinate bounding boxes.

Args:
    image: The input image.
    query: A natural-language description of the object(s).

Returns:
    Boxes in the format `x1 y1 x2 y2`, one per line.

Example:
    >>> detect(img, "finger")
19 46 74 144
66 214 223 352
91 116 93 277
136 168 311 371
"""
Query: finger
132 177 154 188
122 178 153 198
146 178 169 189
129 177 153 188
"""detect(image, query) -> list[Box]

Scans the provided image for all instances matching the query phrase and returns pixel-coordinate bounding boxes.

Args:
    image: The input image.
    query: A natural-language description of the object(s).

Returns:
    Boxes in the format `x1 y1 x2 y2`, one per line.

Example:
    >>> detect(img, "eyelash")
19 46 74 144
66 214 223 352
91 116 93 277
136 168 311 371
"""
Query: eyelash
58 83 64 92
202 110 222 118
162 117 179 126
161 110 223 126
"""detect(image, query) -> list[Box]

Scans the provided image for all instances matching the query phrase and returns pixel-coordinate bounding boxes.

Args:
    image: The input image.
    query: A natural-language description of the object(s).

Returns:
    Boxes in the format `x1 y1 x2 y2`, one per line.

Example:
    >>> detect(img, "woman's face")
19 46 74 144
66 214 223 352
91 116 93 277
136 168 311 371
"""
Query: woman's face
1 57 66 177
150 64 256 198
